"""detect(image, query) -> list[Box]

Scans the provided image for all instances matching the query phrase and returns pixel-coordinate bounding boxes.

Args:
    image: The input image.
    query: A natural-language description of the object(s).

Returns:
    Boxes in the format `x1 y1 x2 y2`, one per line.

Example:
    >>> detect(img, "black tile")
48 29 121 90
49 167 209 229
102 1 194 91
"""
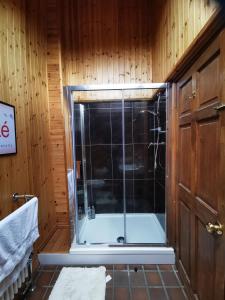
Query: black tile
85 146 92 180
111 108 123 144
124 145 134 179
91 145 112 179
90 108 111 144
124 106 133 144
133 180 154 213
125 180 134 213
91 180 113 212
111 180 124 213
155 182 165 213
133 106 154 144
84 108 90 145
112 145 123 179
133 144 154 179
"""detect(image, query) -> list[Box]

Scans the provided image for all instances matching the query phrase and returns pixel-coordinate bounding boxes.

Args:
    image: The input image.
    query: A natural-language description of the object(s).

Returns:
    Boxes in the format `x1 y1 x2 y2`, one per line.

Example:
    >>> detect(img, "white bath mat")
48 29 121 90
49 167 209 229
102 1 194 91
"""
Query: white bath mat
49 266 106 300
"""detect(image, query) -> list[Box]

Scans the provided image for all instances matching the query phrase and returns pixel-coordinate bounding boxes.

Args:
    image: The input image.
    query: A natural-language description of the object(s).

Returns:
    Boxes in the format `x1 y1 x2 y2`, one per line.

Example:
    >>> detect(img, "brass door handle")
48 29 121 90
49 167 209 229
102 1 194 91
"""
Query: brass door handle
206 222 224 236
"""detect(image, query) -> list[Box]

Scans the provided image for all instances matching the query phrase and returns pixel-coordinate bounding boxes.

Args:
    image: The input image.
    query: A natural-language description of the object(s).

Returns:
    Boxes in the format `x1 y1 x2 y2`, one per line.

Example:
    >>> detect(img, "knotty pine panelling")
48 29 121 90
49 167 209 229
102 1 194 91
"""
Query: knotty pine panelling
61 0 153 100
152 0 219 82
0 0 56 251
47 0 70 227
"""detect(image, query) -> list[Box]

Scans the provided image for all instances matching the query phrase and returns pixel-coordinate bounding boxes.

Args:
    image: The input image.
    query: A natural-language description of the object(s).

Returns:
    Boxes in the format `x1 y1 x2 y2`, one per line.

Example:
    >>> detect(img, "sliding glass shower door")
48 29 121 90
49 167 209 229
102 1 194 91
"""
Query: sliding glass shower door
73 90 166 245
74 100 125 244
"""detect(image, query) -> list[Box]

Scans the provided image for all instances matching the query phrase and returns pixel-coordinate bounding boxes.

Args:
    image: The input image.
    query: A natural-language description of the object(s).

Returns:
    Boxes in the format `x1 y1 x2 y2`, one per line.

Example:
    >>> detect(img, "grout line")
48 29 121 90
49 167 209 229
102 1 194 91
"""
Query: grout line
127 265 132 300
157 265 169 300
172 265 183 286
142 265 151 300
42 287 50 300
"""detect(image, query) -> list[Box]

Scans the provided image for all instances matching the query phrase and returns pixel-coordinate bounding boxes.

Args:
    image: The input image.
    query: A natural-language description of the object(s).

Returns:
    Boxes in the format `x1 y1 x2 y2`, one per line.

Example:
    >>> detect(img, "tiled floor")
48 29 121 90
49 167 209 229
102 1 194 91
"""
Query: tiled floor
25 264 188 300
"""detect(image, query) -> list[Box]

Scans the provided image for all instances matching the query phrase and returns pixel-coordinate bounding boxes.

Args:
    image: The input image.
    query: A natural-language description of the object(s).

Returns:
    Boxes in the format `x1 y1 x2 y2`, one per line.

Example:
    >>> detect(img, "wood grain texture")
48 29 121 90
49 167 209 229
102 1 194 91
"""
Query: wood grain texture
41 228 70 253
152 0 219 82
0 0 56 252
61 0 153 101
46 0 69 227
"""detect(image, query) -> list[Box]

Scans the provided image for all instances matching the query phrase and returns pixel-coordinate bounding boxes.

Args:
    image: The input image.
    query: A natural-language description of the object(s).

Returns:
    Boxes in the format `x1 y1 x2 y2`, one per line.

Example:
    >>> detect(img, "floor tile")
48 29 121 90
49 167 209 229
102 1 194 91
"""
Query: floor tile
128 264 143 272
129 271 146 287
143 264 158 270
105 287 113 300
50 270 60 285
26 264 187 300
114 271 129 287
26 287 48 300
161 271 180 287
159 264 174 271
149 288 167 300
131 288 149 300
106 270 113 287
114 264 128 270
145 271 162 286
43 287 53 299
114 287 130 300
167 288 187 300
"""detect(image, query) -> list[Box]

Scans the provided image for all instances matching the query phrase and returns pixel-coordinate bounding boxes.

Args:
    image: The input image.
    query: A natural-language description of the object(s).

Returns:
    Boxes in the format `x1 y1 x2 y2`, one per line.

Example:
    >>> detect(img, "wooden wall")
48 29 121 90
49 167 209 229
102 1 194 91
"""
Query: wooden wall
0 0 56 251
152 0 219 82
61 0 153 100
46 0 69 227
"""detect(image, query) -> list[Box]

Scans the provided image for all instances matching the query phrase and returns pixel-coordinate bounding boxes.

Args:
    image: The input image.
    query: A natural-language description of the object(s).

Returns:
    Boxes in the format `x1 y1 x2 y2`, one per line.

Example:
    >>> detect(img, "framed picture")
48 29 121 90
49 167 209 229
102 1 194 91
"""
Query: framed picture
0 101 17 155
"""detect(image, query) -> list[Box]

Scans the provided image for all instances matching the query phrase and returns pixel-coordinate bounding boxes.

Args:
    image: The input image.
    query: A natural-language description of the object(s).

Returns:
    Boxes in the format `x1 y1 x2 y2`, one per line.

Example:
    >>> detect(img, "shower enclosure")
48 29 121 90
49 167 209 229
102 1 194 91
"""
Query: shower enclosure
68 84 167 247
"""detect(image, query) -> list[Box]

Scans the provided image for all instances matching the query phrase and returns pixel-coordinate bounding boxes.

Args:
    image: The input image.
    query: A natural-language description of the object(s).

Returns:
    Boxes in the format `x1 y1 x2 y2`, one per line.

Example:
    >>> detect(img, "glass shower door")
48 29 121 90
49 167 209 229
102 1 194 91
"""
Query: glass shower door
124 96 166 244
74 99 125 244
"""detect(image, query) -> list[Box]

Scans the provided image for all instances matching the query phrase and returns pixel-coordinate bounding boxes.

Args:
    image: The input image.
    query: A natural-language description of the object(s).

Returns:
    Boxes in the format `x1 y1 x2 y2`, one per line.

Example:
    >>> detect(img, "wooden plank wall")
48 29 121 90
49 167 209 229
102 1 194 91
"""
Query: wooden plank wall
152 0 219 82
0 0 56 252
46 0 70 228
61 0 153 100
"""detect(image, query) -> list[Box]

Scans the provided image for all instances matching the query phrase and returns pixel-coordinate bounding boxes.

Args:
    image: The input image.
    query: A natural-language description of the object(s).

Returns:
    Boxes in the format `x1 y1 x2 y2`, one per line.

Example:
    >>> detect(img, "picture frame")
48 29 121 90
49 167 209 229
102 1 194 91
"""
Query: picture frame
0 101 17 155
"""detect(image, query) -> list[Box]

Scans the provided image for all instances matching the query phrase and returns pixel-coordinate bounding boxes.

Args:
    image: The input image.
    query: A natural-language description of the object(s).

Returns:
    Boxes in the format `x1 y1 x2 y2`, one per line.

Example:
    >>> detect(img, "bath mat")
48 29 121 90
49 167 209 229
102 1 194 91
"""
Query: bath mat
49 266 106 300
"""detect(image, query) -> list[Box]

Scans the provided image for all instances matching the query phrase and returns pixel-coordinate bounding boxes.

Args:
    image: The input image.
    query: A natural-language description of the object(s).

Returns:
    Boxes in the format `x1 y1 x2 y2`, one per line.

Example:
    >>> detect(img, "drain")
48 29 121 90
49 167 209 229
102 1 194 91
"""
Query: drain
117 236 124 243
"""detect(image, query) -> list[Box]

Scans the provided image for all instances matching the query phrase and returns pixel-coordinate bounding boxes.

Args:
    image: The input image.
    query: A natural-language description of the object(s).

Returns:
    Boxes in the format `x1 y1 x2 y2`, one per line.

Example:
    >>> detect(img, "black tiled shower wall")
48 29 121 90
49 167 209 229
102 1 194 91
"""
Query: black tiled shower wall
74 99 166 215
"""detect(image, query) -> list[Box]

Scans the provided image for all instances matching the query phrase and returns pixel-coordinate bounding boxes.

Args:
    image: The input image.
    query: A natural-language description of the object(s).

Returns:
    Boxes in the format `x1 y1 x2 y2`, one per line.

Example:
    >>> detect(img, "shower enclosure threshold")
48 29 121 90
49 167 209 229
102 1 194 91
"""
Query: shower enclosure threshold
38 245 175 265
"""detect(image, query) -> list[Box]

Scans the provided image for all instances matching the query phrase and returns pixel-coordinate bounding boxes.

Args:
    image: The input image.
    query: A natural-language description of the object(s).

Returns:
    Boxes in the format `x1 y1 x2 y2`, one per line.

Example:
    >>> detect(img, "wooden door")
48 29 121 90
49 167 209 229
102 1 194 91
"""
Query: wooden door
177 32 225 300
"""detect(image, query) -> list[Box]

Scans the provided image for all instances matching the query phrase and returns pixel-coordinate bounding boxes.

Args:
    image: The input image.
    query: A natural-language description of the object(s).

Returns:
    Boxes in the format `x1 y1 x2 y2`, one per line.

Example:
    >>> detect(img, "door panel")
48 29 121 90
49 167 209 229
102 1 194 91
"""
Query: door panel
196 120 219 210
176 32 225 300
179 201 191 278
196 219 215 300
179 126 192 191
198 53 219 107
180 78 193 115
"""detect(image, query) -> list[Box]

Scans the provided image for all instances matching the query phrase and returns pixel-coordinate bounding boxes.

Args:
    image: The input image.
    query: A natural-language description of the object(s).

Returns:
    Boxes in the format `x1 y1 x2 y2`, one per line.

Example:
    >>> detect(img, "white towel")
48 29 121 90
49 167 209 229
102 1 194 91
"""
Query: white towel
49 267 106 300
0 197 39 289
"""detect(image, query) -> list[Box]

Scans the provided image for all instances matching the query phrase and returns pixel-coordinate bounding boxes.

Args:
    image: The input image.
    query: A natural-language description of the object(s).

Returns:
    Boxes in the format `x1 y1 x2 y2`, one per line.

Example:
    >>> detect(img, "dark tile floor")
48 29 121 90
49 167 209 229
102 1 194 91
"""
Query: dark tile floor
26 264 188 300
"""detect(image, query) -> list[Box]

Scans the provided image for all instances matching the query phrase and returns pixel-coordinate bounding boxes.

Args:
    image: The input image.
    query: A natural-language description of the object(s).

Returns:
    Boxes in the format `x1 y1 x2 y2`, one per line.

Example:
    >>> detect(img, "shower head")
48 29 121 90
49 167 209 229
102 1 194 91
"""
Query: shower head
140 110 158 116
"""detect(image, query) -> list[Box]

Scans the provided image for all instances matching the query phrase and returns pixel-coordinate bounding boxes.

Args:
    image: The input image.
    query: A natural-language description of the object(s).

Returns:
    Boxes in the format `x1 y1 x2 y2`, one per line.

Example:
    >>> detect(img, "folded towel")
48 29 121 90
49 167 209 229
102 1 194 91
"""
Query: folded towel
0 197 39 286
49 267 106 300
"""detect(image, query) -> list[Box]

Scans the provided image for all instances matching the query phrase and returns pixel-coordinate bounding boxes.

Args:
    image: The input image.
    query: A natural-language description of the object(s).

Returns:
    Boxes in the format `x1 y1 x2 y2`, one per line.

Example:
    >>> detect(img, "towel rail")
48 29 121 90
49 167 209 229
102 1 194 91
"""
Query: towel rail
12 193 35 202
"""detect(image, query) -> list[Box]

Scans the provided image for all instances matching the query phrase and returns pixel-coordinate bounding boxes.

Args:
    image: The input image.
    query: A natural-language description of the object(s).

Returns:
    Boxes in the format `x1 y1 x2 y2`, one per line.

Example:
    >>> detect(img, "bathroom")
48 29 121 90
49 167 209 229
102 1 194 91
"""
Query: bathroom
0 0 225 299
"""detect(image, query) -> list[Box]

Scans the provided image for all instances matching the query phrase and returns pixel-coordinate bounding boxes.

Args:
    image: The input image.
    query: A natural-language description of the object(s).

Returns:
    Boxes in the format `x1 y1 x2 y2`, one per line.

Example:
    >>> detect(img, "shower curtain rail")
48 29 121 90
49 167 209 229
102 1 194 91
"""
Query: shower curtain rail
67 83 167 92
